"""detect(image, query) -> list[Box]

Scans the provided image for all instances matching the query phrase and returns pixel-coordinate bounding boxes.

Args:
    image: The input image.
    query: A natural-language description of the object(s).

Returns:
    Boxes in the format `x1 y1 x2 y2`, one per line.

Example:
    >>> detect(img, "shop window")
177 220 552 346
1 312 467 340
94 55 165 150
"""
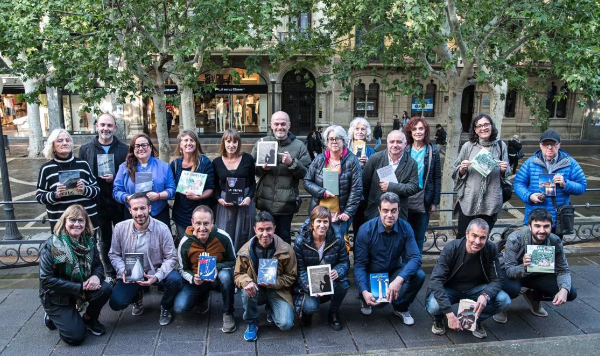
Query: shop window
411 82 436 117
353 79 366 118
545 82 568 118
504 90 517 118
556 85 568 118
367 79 380 118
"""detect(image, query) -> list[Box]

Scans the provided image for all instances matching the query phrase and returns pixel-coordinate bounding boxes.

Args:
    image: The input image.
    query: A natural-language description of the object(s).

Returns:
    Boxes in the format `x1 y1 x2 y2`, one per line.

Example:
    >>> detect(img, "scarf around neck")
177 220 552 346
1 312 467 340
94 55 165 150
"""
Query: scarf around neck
51 233 94 307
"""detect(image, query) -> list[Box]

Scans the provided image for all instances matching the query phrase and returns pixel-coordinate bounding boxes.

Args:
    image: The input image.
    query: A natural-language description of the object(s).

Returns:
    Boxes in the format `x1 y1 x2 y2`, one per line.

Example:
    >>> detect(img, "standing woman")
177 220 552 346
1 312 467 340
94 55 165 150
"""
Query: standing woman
304 125 362 242
170 129 214 240
403 117 441 252
36 129 100 232
39 205 112 345
452 114 510 239
212 129 256 251
508 134 523 173
113 133 175 228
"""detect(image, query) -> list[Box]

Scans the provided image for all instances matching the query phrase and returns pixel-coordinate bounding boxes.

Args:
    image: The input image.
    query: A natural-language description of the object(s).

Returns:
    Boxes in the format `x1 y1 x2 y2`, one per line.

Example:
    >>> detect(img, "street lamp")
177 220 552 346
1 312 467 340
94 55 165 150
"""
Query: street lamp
269 72 278 117
0 125 22 240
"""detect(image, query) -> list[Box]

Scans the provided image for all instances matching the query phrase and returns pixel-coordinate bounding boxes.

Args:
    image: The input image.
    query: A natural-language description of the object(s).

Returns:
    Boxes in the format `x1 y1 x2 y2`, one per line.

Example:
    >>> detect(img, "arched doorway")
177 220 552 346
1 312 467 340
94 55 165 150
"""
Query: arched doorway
281 69 316 136
461 85 475 132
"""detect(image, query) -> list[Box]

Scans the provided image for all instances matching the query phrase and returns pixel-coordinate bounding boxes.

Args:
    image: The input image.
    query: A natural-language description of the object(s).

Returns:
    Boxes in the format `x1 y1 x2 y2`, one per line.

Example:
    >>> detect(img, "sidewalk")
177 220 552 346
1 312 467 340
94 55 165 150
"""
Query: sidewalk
1 255 599 355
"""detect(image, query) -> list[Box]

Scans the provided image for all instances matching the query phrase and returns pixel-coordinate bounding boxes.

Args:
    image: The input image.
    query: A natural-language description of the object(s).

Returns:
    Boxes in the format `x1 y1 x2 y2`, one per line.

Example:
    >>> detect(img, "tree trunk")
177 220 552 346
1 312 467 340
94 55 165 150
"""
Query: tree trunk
24 78 44 157
46 87 63 131
152 90 171 162
170 74 195 132
489 80 507 138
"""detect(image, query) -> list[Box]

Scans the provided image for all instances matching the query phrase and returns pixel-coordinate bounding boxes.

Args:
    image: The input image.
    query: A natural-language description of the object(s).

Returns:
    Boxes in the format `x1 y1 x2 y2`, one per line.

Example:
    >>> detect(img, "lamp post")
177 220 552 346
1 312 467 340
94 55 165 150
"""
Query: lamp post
0 124 22 240
269 73 278 117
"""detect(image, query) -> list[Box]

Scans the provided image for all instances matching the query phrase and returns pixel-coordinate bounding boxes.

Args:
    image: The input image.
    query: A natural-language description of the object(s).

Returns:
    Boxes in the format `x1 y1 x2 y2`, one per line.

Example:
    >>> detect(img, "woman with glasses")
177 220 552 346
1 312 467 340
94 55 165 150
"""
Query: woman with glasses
304 125 362 242
452 114 510 238
113 133 175 228
36 129 100 232
39 204 111 345
170 130 214 240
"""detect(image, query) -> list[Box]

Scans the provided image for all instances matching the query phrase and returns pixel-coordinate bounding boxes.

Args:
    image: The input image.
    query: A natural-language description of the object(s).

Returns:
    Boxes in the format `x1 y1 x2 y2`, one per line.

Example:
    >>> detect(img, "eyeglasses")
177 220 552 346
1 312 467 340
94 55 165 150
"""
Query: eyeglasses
67 218 85 225
541 142 559 149
327 137 342 143
134 143 151 151
475 123 491 130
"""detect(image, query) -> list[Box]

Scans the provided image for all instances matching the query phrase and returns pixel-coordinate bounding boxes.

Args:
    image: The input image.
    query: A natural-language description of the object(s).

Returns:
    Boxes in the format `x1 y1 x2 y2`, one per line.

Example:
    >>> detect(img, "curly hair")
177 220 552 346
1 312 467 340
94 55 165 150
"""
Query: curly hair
126 133 158 181
403 116 430 146
468 113 498 143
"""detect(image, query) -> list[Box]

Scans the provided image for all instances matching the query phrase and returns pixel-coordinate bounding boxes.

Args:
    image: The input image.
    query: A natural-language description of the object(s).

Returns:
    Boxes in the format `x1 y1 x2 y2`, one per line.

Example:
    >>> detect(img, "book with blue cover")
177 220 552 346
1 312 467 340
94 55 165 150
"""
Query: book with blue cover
370 273 389 302
257 259 278 285
135 172 153 193
197 252 217 280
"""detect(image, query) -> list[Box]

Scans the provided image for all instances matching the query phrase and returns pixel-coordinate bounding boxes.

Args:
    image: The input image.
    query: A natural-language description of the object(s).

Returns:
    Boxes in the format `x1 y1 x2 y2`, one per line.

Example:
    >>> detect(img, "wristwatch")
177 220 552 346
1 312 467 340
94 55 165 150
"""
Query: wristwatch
481 293 491 302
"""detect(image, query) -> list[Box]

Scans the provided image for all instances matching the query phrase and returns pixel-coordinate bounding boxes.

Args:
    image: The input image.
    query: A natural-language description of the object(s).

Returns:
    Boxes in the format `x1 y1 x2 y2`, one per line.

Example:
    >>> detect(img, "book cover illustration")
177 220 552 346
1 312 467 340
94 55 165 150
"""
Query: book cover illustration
307 264 334 297
124 253 144 282
376 165 398 184
257 258 278 285
225 177 245 204
197 252 217 281
58 170 81 196
353 141 366 156
176 171 207 195
527 245 555 273
97 154 115 176
256 141 278 167
457 299 477 331
538 174 557 197
370 273 389 302
135 172 153 193
470 149 499 177
322 168 340 195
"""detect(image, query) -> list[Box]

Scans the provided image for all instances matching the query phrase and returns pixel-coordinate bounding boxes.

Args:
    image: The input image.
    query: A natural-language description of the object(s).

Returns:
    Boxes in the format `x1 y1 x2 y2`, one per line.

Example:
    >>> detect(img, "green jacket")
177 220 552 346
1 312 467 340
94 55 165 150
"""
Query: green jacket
252 132 311 215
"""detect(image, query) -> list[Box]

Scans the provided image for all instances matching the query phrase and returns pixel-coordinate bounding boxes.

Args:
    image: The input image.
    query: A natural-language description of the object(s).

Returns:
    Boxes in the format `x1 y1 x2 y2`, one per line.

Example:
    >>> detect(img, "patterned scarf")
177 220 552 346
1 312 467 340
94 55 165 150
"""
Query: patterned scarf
474 139 499 213
51 233 94 308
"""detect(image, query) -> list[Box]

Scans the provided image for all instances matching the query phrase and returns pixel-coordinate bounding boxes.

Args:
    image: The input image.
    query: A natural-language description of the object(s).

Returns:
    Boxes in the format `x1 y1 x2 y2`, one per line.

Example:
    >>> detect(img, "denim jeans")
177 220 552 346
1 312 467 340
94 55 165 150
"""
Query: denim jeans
109 270 182 310
374 138 382 152
426 284 511 322
301 280 349 315
242 287 294 330
501 268 577 301
407 211 430 252
173 269 235 314
360 265 426 312
331 218 351 242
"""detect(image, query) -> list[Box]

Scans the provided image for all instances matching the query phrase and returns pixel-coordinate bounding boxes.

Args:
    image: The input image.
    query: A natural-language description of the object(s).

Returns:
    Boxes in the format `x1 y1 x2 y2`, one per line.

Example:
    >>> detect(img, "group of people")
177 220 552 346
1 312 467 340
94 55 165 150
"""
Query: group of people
36 110 585 346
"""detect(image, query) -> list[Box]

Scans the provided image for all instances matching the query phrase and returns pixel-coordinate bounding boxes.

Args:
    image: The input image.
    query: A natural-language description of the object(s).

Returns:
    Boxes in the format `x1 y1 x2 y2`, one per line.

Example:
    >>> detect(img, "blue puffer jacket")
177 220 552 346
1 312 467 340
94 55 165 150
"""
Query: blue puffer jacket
514 149 587 224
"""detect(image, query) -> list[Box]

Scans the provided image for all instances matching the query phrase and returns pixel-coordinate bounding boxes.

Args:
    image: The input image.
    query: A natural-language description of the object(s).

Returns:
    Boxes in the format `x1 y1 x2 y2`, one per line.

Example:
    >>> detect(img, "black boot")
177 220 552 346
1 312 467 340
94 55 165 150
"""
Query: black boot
328 311 343 331
301 312 313 326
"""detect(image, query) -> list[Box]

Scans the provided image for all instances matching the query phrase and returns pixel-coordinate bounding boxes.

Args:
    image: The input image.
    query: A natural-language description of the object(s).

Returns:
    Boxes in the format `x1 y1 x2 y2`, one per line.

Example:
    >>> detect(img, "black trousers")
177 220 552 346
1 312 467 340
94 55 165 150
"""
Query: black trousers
456 203 498 239
97 205 125 277
43 281 112 346
274 214 294 245
502 269 577 302
509 155 519 174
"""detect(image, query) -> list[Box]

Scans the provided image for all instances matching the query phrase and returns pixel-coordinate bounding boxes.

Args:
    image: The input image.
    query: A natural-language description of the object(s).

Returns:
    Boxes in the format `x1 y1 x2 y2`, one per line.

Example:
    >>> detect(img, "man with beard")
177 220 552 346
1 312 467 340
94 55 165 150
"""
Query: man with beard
108 193 181 326
494 208 577 324
251 111 311 244
362 130 419 221
79 113 128 284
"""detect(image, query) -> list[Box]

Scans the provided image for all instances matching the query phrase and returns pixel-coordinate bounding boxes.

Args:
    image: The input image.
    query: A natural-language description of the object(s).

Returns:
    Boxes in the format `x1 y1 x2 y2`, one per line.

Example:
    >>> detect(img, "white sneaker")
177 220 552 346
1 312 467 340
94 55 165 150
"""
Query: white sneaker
360 300 372 315
394 310 415 325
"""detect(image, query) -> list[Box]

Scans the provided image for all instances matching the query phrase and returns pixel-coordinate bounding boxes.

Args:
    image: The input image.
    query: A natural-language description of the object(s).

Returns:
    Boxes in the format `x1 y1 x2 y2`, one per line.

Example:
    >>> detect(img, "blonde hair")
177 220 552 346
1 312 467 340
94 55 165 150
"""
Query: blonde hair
43 129 73 160
53 204 94 237
176 130 203 171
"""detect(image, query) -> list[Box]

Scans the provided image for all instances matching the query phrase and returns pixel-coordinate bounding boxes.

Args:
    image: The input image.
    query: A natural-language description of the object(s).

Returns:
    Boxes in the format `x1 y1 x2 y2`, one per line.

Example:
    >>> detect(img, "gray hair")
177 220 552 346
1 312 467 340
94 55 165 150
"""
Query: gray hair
466 218 490 235
387 130 406 143
323 125 349 148
380 192 400 207
347 117 373 151
43 129 73 160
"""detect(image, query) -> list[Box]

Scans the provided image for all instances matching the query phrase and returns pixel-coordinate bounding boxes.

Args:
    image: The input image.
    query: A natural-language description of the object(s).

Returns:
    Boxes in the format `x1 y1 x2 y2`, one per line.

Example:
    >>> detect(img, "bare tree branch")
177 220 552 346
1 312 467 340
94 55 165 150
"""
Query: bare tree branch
419 52 447 85
446 0 469 64
502 34 530 60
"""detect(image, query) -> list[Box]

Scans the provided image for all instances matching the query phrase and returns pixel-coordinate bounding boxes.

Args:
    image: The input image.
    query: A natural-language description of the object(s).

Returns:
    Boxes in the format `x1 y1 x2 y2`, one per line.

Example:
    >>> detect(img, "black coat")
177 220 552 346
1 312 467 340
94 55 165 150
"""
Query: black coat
405 144 442 208
303 151 363 217
373 125 383 140
507 139 522 156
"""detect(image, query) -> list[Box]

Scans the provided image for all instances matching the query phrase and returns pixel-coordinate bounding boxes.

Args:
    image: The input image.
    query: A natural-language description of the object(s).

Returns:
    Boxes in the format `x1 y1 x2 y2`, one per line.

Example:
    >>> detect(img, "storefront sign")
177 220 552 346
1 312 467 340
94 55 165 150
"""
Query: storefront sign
215 85 268 94
164 85 178 95
411 98 434 112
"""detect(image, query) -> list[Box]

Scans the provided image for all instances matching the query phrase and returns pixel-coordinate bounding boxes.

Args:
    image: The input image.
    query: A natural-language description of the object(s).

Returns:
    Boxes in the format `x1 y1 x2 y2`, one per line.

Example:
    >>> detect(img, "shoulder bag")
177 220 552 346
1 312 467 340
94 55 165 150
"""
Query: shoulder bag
499 141 513 203
408 144 433 214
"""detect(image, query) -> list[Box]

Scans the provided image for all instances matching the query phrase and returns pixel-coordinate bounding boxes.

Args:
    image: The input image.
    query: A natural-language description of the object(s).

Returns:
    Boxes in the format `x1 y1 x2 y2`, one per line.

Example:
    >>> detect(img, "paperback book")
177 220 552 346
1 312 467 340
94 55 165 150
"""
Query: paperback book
527 245 555 273
322 168 339 195
97 154 115 176
135 172 153 193
457 299 477 331
307 264 334 297
176 171 207 195
470 149 499 177
376 165 398 184
256 141 278 167
197 252 217 280
370 273 389 302
353 140 366 157
257 258 278 285
538 174 557 197
225 177 245 204
124 253 144 282
58 170 81 196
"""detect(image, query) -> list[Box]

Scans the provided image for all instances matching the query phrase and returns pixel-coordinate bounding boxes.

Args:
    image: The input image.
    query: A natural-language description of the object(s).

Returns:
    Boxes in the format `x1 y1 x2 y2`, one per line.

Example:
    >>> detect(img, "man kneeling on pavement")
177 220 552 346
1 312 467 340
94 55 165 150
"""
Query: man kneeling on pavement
494 208 577 323
426 218 510 338
174 205 237 333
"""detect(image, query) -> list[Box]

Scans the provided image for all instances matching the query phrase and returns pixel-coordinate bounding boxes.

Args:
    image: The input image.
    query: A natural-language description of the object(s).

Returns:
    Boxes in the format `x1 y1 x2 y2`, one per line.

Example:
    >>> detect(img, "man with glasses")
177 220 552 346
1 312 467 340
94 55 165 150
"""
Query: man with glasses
513 130 587 236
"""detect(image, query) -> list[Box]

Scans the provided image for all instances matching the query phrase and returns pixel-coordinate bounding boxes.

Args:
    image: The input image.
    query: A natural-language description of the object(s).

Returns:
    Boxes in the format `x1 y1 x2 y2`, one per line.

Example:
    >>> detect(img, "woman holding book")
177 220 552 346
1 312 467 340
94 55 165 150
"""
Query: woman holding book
293 206 349 331
403 117 441 252
113 133 175 228
36 129 100 232
170 130 214 240
304 125 362 243
39 204 112 345
212 129 256 251
452 113 510 239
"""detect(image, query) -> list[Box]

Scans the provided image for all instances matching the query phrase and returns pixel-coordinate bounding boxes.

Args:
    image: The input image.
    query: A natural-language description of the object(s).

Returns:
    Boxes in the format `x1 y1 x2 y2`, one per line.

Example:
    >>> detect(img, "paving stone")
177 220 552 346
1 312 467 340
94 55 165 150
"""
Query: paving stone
256 330 306 356
482 306 540 341
103 330 158 356
0 308 57 356
206 326 255 355
301 309 356 353
155 341 205 356
512 298 583 337
388 299 452 348
341 304 405 352
551 299 600 334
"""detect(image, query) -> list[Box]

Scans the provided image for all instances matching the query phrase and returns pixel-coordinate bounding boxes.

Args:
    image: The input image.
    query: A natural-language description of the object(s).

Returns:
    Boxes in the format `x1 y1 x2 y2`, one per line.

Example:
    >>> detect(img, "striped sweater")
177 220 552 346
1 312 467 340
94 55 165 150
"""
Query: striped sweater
36 154 100 229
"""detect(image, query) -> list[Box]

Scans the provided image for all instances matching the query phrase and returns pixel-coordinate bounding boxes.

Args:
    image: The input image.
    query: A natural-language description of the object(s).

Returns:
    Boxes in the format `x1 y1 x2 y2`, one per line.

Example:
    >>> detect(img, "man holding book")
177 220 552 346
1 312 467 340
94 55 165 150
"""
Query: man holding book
174 206 237 333
108 193 181 326
79 113 129 284
494 208 577 323
234 212 297 341
426 218 510 339
354 192 425 325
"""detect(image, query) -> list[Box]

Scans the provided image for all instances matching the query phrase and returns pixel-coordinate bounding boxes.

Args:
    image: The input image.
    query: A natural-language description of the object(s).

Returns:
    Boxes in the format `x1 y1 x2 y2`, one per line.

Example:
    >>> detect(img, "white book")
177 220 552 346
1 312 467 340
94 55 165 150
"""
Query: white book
307 264 334 297
377 165 398 184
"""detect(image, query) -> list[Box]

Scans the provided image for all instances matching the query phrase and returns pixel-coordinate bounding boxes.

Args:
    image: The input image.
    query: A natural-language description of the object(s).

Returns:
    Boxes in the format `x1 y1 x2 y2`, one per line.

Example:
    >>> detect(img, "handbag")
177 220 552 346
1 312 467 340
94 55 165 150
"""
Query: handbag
551 191 575 235
499 141 513 203
517 151 524 159
408 144 433 213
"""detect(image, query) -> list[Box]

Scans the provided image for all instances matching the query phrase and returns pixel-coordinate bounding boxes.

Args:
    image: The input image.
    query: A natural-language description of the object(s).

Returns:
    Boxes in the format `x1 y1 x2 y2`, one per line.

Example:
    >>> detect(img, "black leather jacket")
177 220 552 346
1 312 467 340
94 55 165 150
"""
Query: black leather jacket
39 236 105 306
